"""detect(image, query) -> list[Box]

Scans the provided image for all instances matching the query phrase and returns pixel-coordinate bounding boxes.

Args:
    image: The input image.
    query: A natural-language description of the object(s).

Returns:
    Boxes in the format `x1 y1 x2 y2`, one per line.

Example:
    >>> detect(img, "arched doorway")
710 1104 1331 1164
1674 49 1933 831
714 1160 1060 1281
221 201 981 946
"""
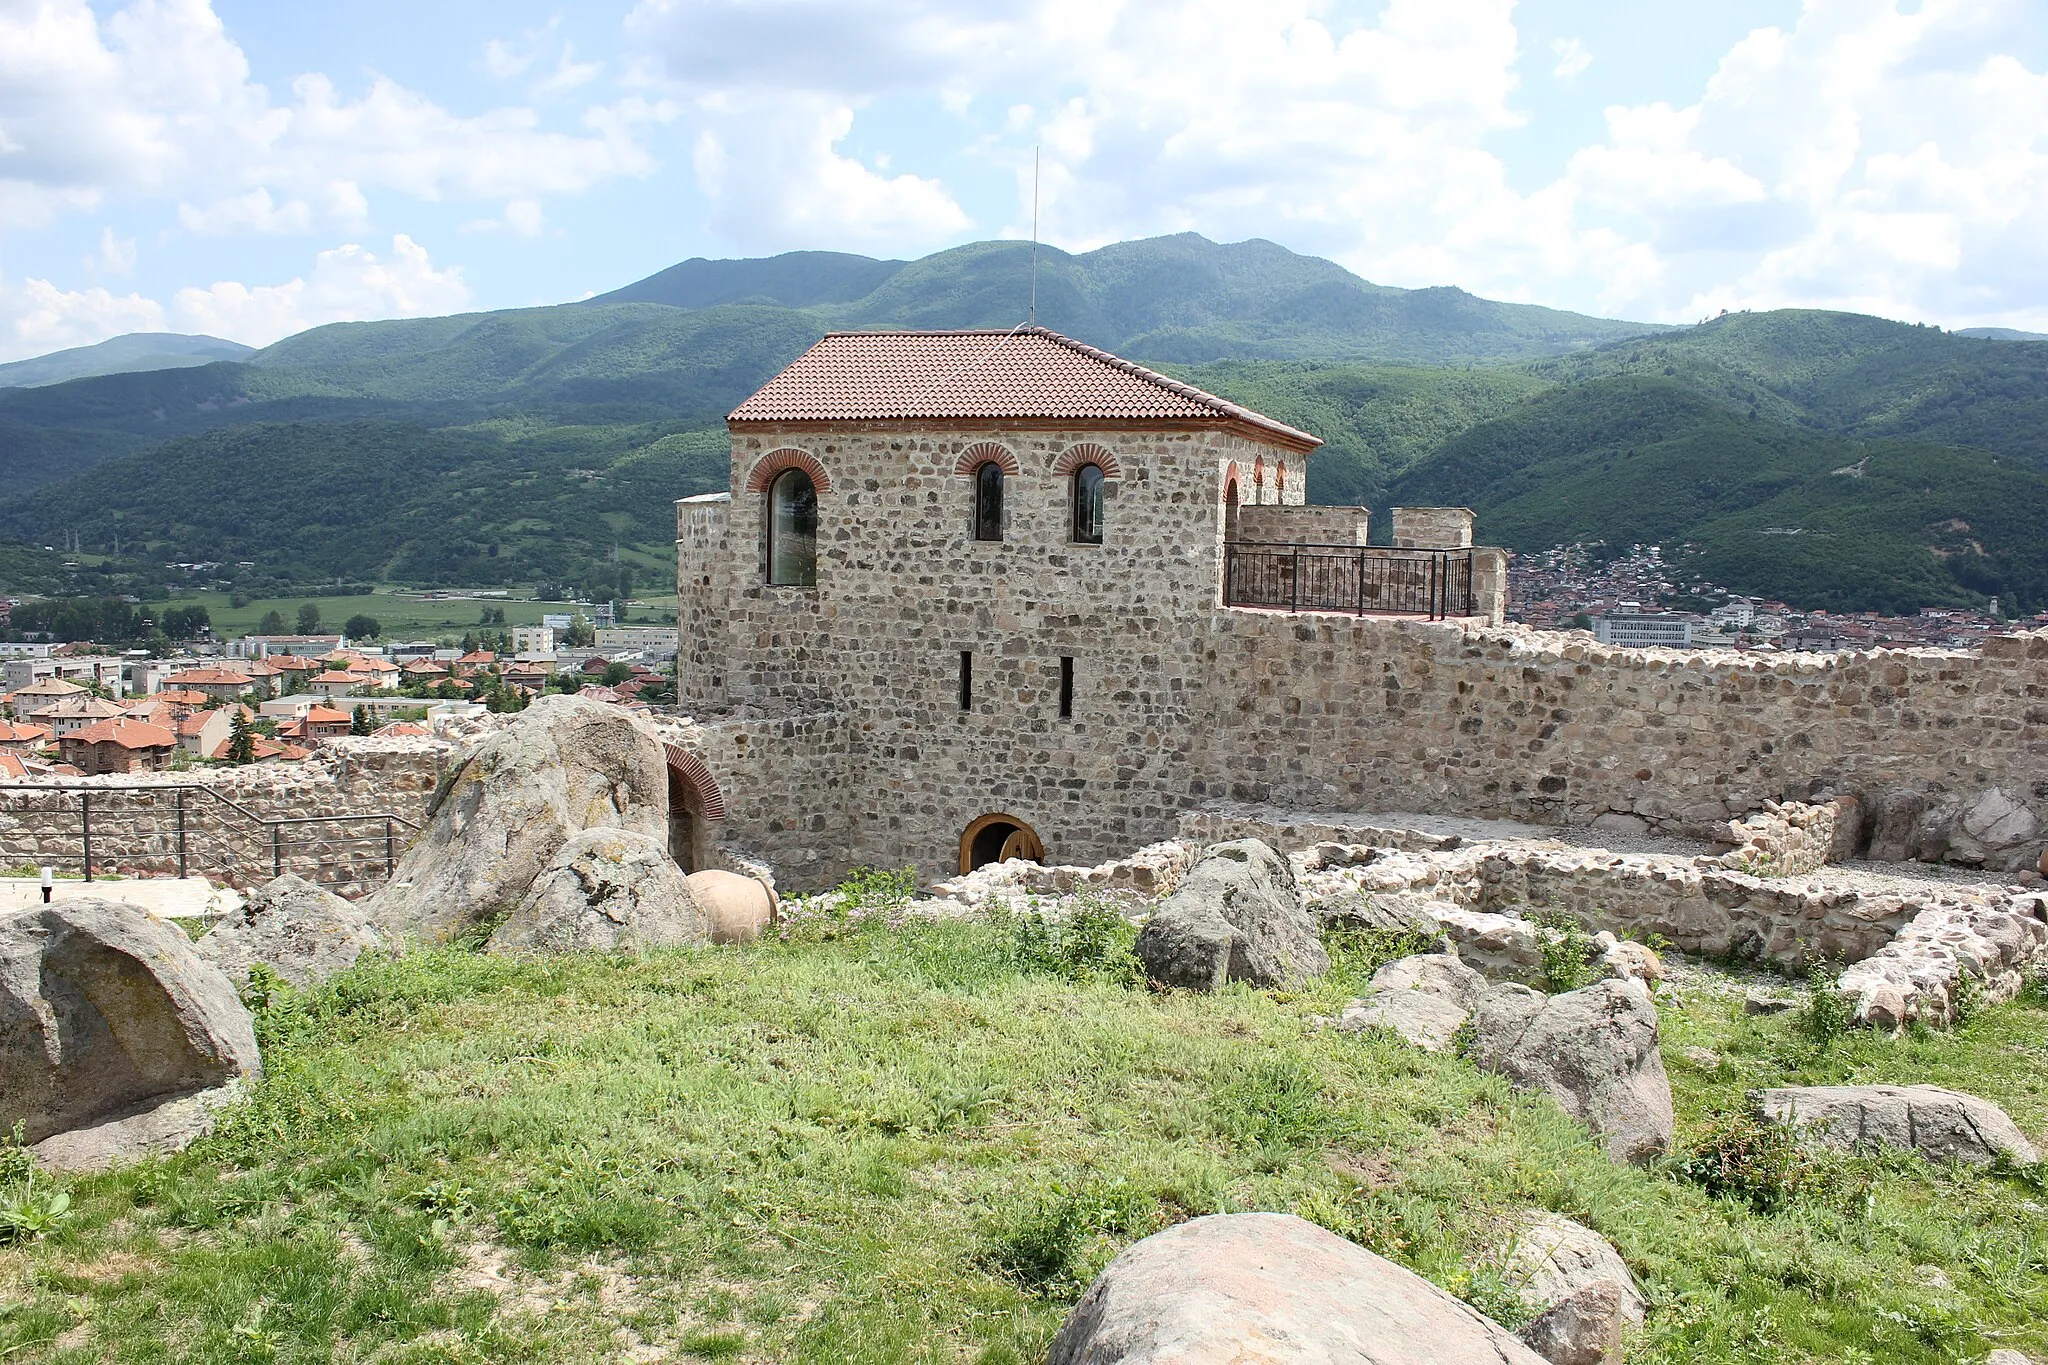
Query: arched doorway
664 744 727 873
1223 472 1241 543
959 813 1045 875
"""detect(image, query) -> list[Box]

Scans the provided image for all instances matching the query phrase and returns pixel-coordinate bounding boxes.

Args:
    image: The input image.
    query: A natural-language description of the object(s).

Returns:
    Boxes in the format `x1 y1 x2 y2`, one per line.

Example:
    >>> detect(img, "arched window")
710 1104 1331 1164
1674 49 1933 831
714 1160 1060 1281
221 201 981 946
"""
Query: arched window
1070 463 1105 545
972 461 1005 542
766 467 817 586
1277 461 1287 496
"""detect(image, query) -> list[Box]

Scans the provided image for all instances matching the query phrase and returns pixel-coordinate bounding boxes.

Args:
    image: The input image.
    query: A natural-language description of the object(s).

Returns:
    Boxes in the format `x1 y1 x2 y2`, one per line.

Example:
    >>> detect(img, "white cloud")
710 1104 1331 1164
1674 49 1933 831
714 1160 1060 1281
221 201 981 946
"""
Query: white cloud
0 232 469 361
173 234 471 347
1 275 167 358
1551 36 1591 83
1 0 654 239
91 227 138 275
177 186 313 234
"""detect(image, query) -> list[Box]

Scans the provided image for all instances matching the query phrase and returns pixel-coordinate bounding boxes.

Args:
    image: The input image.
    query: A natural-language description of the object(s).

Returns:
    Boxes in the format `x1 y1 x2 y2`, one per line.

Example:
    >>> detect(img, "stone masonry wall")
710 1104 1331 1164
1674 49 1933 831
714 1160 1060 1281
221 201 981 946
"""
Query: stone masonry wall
0 738 449 897
690 421 1315 884
1195 614 2048 872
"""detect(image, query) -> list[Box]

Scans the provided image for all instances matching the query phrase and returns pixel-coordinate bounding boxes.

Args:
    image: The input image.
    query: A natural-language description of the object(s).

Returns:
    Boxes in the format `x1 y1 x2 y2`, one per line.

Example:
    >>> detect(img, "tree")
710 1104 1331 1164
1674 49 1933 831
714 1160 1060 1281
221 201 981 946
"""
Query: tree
258 610 286 634
351 704 373 735
296 603 322 634
565 613 596 647
344 614 381 640
601 661 632 687
227 711 255 764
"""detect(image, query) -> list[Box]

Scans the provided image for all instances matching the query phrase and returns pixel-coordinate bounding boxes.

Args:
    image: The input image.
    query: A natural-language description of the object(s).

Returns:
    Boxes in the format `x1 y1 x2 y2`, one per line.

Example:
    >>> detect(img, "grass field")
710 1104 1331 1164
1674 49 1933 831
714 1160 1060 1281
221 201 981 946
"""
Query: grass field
3 893 2045 1363
156 589 680 642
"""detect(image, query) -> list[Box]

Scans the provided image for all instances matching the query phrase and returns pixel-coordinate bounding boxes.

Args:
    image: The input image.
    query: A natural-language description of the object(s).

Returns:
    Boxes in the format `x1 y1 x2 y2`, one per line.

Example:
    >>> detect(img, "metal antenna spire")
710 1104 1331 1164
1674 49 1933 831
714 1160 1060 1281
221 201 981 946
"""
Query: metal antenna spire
1029 146 1040 327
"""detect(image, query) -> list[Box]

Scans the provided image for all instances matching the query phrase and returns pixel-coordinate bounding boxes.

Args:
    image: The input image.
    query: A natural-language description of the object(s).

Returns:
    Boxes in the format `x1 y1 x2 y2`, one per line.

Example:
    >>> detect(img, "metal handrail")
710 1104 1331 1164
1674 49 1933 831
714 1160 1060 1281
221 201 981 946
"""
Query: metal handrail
0 779 420 885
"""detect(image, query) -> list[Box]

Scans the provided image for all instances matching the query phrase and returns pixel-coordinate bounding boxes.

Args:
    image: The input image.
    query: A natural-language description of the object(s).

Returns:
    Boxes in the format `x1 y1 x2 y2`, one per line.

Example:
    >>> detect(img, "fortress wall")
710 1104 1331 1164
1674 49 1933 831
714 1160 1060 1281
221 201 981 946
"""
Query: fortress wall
1199 613 2048 871
683 709 860 891
0 739 449 895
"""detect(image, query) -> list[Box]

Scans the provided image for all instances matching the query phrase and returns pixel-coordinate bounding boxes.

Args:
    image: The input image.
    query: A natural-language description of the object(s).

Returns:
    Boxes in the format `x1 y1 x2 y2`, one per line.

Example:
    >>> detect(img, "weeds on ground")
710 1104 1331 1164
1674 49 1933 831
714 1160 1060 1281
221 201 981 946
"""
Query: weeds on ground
0 1122 70 1246
1798 952 1853 1051
783 864 918 941
992 894 1142 985
1672 1110 1842 1214
1533 910 1599 993
1319 925 1437 994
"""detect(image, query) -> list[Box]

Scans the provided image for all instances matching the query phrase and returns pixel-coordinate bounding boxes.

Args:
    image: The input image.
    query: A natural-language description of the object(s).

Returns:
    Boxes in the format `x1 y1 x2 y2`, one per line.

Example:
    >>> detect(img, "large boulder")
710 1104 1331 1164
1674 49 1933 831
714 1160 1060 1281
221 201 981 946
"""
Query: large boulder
0 900 260 1166
1047 1212 1546 1364
685 869 777 945
367 695 672 942
1135 840 1328 990
1754 1084 2040 1166
487 829 704 954
196 874 385 987
1951 788 2042 871
1469 979 1674 1166
1505 1212 1645 1365
1336 952 1486 1053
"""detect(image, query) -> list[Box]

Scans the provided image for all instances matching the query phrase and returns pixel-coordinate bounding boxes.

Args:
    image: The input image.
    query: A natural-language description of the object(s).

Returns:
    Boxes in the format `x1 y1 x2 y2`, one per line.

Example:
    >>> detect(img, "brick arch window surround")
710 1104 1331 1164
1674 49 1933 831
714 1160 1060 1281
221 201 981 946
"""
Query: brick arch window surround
745 447 832 495
663 743 727 822
1052 443 1122 480
952 442 1020 477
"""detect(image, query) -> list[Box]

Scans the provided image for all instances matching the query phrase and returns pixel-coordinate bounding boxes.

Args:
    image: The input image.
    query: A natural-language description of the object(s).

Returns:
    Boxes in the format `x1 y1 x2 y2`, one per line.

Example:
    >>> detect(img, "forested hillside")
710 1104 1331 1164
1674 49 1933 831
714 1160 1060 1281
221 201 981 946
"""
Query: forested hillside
0 235 2042 614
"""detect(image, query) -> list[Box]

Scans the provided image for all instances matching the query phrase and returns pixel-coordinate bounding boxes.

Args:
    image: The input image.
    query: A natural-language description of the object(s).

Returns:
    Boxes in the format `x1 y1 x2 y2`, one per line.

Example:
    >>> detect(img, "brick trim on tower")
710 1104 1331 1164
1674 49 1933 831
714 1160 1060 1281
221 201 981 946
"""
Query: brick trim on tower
744 448 832 495
663 743 728 822
953 441 1020 476
1053 442 1122 479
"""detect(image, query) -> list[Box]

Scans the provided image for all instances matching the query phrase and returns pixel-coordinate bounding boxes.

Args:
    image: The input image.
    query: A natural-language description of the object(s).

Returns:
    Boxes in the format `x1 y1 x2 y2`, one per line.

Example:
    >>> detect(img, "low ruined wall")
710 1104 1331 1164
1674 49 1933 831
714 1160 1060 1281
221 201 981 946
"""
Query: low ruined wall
0 738 450 897
1714 800 1844 878
1199 615 2048 872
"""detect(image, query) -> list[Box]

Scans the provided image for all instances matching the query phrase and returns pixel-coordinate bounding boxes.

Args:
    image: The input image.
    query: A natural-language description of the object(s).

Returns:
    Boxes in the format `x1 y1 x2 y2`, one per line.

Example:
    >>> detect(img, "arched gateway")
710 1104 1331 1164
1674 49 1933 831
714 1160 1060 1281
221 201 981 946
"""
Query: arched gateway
664 744 726 873
959 813 1044 874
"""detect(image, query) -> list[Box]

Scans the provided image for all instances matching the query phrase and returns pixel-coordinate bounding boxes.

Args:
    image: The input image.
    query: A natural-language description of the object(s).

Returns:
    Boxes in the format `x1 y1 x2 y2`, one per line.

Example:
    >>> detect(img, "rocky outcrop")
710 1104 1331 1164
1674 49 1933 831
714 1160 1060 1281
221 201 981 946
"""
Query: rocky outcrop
1135 840 1328 990
367 695 672 943
196 873 385 987
1469 979 1674 1166
487 829 704 954
1754 1084 2040 1166
1951 788 2042 871
1336 952 1484 1053
1505 1212 1644 1365
1 900 260 1167
1046 1212 1546 1364
685 869 777 945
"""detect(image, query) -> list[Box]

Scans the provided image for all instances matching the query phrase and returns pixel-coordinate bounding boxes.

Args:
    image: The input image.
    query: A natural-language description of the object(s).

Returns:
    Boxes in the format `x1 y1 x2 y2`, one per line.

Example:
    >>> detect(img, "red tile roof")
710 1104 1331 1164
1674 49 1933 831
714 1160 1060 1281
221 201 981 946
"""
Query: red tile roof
67 718 176 750
305 705 353 724
0 721 51 743
310 670 359 685
153 689 212 705
728 327 1321 451
168 669 254 686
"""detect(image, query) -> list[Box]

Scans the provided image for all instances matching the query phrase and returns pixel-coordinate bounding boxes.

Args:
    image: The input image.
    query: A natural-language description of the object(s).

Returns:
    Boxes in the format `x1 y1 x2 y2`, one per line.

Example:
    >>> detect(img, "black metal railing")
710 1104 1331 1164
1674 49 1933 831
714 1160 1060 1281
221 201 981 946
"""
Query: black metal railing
0 781 420 894
1224 542 1476 620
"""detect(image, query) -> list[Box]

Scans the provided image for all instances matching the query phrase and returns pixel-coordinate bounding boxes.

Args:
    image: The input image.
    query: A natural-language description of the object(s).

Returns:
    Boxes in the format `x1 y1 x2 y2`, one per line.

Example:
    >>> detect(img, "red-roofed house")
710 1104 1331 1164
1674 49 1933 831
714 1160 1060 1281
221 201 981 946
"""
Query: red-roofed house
59 718 177 774
0 720 51 752
308 670 360 699
454 650 499 674
175 708 232 758
167 667 260 702
278 704 353 745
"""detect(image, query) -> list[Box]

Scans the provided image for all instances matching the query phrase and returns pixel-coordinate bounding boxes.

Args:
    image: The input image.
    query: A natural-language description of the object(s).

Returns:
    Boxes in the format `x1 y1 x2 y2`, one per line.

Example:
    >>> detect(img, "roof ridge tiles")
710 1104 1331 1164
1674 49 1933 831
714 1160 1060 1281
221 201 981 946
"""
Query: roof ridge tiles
730 325 1320 449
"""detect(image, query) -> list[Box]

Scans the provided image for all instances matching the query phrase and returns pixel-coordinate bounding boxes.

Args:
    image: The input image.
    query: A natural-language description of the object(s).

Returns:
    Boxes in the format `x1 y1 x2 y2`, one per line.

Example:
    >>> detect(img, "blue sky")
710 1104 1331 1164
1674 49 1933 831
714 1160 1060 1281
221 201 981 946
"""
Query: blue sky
1 0 2043 360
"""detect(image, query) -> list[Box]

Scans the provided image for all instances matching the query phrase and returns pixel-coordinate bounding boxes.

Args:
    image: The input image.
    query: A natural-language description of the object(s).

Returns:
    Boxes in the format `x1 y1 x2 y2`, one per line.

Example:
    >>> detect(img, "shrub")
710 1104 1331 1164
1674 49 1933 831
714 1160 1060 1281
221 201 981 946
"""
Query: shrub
1321 924 1436 992
982 1180 1154 1293
1799 953 1853 1050
1949 969 1984 1027
997 895 1142 984
1674 1110 1830 1214
1533 910 1599 994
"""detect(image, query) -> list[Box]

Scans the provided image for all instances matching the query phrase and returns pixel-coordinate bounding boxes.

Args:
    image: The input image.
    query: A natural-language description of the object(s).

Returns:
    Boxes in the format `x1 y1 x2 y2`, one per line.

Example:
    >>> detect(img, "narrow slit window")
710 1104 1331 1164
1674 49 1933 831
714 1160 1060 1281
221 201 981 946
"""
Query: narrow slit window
766 467 818 586
1058 656 1074 719
972 461 1005 541
958 650 973 711
1071 463 1105 544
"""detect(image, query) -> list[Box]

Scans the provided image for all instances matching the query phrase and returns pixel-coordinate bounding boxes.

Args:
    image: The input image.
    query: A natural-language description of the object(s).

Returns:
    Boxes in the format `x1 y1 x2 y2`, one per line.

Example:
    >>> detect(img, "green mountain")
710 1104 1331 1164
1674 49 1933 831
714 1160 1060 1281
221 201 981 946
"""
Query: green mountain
1388 376 2048 613
1956 327 2048 342
0 332 253 389
0 237 2041 616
